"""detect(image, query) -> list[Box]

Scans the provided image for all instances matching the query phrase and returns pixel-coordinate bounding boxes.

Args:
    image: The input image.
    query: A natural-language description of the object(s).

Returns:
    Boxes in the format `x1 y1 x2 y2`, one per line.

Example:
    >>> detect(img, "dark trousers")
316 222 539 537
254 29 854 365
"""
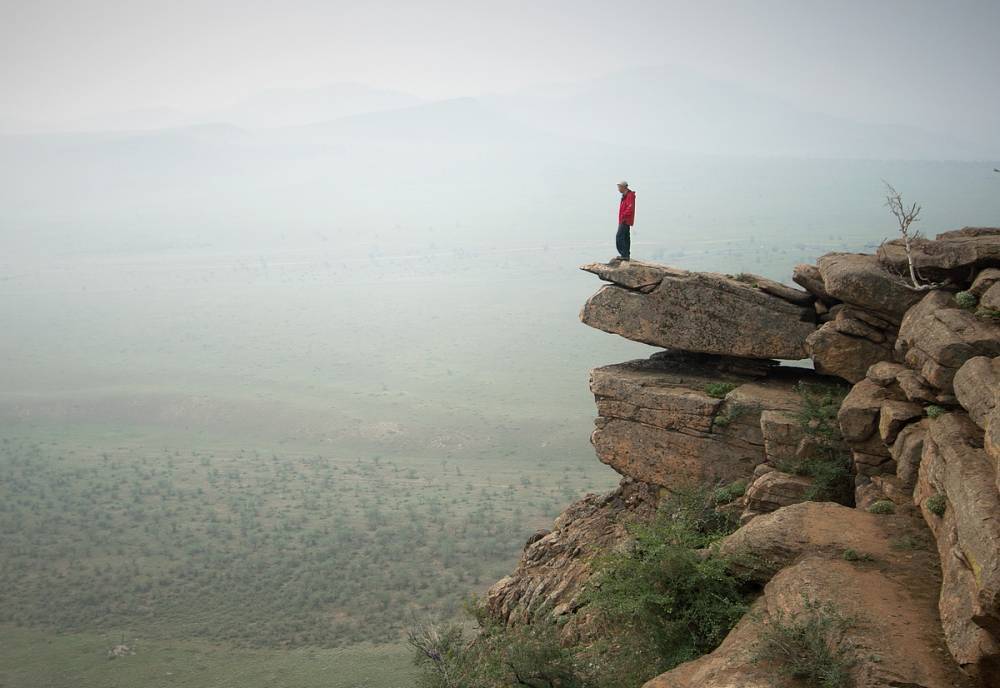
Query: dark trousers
616 222 631 259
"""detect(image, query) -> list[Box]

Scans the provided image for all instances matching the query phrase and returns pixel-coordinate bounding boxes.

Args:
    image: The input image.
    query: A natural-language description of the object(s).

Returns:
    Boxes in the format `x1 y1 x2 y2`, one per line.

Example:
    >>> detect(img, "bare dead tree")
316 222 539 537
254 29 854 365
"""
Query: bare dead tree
882 181 941 291
406 618 461 688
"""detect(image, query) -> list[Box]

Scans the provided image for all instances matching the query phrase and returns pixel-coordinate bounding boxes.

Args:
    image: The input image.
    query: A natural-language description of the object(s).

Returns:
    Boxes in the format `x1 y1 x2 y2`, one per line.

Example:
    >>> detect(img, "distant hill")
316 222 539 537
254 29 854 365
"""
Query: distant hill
487 65 991 161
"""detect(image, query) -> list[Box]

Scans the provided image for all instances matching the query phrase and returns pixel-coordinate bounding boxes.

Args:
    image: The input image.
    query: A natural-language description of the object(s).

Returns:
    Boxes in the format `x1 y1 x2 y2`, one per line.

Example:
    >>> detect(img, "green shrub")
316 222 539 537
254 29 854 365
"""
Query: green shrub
926 405 945 419
867 500 895 515
705 382 738 399
955 291 977 310
755 597 856 688
712 402 750 429
925 493 947 517
841 548 873 563
584 489 749 674
713 480 747 505
975 308 1000 322
775 383 853 505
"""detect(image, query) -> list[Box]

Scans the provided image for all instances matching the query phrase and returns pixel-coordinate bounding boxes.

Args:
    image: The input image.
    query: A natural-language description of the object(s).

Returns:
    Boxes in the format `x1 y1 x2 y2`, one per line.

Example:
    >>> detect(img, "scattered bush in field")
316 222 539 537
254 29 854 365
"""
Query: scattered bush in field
867 500 895 515
704 382 738 399
755 596 856 688
955 291 978 310
926 405 945 419
925 493 946 517
841 549 873 563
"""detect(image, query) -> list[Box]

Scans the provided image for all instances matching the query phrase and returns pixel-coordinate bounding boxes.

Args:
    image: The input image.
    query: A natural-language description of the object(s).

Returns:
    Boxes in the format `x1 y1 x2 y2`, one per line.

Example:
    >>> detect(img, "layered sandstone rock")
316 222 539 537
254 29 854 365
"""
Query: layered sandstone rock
915 413 1000 682
897 291 1000 394
589 354 819 487
878 227 1000 281
579 261 816 359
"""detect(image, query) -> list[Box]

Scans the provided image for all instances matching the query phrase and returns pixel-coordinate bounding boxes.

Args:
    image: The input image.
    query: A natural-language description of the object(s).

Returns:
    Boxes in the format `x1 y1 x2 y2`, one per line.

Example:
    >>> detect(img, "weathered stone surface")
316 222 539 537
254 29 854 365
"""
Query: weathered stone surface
893 419 928 490
816 252 924 320
734 272 815 306
651 507 974 688
740 470 813 523
580 260 816 359
916 413 1000 680
878 227 1000 280
838 378 896 442
897 368 943 403
832 314 886 343
486 479 660 627
970 268 1000 297
897 290 1000 394
879 399 924 444
866 360 907 387
759 410 802 464
981 282 1000 312
955 356 1000 429
589 356 811 487
793 263 835 302
806 321 894 383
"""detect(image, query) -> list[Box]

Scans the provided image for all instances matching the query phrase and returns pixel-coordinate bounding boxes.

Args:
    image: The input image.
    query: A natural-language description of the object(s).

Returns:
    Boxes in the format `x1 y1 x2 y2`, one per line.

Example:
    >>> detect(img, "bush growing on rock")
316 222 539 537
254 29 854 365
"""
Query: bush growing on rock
955 291 978 310
925 405 945 419
704 382 738 399
584 488 750 675
754 596 856 688
925 493 947 517
867 500 895 515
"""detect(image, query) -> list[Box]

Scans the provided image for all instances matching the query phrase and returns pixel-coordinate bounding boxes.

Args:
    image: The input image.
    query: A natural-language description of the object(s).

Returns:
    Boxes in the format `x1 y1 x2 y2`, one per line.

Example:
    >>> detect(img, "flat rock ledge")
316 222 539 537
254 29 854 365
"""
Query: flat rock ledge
580 260 816 360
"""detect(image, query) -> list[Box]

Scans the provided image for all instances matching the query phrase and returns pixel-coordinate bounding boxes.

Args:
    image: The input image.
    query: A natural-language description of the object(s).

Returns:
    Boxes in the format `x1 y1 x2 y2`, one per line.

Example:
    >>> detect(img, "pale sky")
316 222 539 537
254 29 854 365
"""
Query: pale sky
3 0 999 139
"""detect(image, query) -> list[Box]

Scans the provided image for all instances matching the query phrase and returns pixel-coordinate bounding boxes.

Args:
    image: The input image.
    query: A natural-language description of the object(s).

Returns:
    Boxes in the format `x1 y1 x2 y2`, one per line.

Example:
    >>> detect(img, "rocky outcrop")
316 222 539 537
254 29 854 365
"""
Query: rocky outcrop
589 354 825 487
878 227 1000 281
648 502 973 688
897 291 1000 395
485 478 660 629
915 413 1000 682
579 261 816 359
489 230 1000 688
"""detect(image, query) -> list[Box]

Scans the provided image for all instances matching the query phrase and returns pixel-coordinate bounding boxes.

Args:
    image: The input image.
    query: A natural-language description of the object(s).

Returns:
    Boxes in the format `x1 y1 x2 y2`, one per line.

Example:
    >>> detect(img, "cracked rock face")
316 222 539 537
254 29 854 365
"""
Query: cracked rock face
484 478 660 632
589 354 813 487
579 261 816 359
916 413 1000 681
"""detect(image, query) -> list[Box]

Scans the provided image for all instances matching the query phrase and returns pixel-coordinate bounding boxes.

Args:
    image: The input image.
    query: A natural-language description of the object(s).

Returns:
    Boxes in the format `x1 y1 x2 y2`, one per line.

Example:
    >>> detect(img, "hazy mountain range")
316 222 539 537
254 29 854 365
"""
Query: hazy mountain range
2 66 994 160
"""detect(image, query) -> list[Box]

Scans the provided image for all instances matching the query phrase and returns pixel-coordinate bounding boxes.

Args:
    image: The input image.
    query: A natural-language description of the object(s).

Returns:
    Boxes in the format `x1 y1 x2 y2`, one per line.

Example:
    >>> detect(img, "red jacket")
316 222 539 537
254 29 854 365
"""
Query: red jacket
619 190 636 226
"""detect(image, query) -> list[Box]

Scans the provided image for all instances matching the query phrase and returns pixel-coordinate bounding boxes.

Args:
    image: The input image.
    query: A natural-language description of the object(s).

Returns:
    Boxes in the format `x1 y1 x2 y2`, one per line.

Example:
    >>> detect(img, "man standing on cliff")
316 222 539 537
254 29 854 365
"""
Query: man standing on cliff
615 181 636 262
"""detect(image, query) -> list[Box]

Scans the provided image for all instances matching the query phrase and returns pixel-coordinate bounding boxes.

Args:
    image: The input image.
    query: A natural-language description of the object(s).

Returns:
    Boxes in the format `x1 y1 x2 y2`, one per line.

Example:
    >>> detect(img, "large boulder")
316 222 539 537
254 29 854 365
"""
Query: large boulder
916 412 1000 681
805 321 894 383
815 252 924 321
580 261 816 359
878 227 1000 281
897 291 1000 394
955 356 1000 429
589 355 814 487
739 470 814 523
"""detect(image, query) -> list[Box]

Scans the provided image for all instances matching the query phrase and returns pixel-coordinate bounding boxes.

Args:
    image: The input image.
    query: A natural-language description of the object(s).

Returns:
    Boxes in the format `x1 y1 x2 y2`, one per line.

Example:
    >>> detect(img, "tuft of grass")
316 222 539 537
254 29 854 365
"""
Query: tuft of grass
867 500 895 515
955 291 978 310
841 549 874 563
975 308 1000 322
890 534 924 551
925 493 947 517
926 405 945 419
705 382 738 399
755 597 856 688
